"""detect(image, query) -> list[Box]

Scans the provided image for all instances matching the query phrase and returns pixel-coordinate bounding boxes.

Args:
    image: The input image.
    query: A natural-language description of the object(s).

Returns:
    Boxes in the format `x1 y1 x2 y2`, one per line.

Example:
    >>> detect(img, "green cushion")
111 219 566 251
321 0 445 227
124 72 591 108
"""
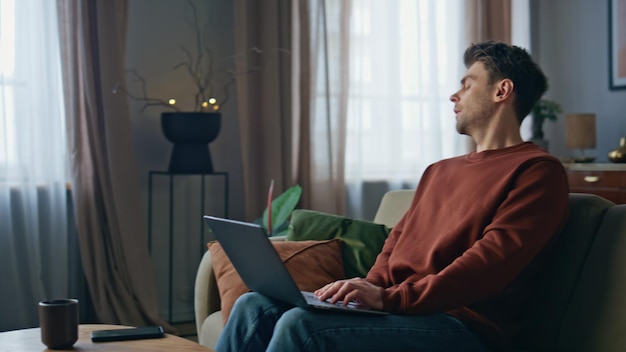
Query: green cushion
287 210 391 278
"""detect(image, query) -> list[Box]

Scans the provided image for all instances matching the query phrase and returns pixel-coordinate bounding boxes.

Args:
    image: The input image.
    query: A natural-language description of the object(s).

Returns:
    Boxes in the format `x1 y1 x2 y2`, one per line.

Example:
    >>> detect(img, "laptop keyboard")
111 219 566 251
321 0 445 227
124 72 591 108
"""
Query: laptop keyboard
302 291 363 309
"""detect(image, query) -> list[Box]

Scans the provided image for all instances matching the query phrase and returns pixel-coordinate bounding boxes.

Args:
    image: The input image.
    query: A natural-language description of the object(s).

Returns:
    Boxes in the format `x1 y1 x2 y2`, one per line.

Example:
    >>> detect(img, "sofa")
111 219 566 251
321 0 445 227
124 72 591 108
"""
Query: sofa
194 190 626 351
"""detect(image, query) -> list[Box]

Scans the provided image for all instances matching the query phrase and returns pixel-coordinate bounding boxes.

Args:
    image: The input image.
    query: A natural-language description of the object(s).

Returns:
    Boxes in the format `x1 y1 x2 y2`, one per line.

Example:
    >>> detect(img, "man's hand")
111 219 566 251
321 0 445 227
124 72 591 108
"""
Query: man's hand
314 278 384 311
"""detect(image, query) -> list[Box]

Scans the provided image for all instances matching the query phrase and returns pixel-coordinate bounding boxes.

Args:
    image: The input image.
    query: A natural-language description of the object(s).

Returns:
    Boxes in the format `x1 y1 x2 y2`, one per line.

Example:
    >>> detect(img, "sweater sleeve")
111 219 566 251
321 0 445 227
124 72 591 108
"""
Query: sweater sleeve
366 187 419 286
366 215 405 286
378 160 569 314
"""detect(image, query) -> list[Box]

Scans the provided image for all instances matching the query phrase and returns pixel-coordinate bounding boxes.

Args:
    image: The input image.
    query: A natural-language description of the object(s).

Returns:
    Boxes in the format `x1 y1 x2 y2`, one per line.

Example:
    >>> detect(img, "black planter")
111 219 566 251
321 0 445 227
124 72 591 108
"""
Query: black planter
161 112 221 173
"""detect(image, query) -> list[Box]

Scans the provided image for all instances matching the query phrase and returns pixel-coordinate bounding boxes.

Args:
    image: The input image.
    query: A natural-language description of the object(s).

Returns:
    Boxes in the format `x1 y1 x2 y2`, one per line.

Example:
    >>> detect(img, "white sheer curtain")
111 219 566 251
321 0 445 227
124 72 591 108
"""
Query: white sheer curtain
342 0 470 219
0 0 69 330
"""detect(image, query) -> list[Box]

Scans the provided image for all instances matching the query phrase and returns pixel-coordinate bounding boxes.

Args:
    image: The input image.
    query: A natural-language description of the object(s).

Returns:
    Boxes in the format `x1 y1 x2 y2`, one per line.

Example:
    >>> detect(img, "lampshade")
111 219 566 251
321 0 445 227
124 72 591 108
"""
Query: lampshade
566 113 596 149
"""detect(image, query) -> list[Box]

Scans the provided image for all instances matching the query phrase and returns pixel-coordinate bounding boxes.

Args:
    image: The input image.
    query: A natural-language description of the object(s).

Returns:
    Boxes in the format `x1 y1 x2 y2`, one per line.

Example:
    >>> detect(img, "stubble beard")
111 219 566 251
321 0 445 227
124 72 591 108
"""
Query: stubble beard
455 93 494 137
456 117 468 136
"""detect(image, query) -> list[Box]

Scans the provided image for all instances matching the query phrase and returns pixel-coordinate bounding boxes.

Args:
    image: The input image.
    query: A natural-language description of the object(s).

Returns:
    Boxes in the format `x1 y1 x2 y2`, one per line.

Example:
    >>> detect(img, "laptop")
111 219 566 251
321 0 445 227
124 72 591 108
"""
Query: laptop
203 215 388 316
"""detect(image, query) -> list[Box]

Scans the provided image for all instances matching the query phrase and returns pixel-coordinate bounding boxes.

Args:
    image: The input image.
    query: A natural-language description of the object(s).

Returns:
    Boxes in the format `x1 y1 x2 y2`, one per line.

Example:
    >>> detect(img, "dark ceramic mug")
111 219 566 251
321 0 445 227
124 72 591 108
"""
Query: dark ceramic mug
38 299 79 349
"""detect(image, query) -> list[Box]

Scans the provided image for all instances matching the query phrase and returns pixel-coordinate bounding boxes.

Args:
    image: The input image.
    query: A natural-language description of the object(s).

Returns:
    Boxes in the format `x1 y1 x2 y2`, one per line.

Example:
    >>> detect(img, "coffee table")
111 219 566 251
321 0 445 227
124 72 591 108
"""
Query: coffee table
0 324 212 351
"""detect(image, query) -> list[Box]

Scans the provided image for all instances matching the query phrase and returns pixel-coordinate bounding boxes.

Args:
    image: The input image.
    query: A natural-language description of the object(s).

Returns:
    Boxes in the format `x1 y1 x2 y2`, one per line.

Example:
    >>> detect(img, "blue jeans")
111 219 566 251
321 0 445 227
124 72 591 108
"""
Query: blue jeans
214 292 490 352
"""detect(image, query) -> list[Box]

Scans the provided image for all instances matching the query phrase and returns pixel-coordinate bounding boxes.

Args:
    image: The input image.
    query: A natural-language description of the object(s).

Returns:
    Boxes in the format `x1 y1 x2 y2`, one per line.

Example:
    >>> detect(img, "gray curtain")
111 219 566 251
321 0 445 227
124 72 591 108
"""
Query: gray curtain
57 0 172 332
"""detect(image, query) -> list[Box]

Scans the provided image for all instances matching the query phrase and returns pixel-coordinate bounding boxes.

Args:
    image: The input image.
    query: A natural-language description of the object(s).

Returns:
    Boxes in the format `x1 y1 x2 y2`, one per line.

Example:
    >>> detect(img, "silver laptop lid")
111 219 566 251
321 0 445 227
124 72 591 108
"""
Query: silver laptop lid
203 215 307 307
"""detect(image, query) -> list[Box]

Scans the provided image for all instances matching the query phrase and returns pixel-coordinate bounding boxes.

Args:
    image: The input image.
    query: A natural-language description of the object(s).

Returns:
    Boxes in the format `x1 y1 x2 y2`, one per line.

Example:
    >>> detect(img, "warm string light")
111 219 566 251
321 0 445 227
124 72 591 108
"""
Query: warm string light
199 97 220 111
167 97 220 111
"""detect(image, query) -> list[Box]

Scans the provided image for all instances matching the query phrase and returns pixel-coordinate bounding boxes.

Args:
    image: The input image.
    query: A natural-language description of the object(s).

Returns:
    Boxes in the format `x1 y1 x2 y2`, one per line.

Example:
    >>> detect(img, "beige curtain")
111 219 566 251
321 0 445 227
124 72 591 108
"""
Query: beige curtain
233 0 351 218
233 0 294 220
57 0 172 331
292 0 351 215
466 0 512 44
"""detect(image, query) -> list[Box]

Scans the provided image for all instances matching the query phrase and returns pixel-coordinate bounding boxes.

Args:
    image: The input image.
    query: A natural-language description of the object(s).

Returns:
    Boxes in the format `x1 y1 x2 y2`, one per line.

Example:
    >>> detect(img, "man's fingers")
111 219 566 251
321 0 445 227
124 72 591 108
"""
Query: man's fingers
341 290 360 306
315 280 345 300
330 281 360 304
315 278 383 310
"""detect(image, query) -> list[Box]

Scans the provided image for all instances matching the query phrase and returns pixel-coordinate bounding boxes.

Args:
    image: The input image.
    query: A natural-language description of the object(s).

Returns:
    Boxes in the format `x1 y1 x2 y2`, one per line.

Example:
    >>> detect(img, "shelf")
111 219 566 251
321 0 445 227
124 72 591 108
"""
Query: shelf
147 171 228 323
563 164 626 204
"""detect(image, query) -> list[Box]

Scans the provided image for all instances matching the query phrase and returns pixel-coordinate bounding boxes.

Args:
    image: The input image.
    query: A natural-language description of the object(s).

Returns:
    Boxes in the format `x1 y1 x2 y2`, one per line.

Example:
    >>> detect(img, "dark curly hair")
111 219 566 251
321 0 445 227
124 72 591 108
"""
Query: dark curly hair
464 41 548 123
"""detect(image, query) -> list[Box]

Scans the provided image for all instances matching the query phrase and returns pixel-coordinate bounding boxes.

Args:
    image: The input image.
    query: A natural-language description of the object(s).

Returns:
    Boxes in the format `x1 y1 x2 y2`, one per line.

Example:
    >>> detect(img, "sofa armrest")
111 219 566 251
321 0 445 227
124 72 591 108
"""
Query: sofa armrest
194 235 287 337
194 248 221 336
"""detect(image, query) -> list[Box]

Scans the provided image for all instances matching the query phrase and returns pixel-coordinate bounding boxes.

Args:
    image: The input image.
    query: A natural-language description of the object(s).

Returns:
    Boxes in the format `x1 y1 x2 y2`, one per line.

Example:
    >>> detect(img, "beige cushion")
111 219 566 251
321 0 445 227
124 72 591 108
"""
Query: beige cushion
208 239 345 323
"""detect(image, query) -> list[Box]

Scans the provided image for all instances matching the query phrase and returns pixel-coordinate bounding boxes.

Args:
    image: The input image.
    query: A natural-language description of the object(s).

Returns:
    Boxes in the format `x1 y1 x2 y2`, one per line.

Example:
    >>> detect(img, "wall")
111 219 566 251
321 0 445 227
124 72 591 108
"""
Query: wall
531 0 626 161
125 0 242 322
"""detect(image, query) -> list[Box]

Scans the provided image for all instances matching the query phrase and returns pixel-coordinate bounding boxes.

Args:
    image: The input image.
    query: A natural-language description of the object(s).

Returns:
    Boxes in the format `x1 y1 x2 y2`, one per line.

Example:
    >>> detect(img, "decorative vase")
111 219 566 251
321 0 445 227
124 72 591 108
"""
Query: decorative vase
608 137 626 163
530 115 545 141
529 115 549 151
161 112 221 173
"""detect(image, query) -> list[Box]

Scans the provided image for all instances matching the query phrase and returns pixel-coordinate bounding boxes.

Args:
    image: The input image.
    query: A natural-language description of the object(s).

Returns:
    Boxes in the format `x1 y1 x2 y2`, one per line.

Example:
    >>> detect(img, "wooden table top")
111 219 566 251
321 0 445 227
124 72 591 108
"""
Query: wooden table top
0 324 212 351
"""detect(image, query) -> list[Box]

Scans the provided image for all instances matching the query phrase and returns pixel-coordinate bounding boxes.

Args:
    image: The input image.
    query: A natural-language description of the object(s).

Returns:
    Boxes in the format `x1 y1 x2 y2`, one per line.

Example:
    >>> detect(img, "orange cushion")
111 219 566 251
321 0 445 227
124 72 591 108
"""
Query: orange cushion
208 239 345 324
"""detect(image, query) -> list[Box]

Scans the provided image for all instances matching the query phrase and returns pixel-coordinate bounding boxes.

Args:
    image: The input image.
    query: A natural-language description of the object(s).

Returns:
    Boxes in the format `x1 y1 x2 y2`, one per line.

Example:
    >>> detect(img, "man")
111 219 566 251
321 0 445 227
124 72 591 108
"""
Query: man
215 41 569 352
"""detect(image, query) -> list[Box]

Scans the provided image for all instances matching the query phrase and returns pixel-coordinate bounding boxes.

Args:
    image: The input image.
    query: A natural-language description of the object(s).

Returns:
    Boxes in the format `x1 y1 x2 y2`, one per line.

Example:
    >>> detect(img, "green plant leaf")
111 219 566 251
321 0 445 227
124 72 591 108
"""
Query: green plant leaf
532 99 563 122
261 184 302 235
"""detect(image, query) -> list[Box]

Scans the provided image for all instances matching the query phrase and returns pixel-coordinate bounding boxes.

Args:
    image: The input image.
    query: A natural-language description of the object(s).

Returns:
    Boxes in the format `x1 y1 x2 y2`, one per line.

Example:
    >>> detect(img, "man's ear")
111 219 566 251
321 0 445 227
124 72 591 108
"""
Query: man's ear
494 79 514 102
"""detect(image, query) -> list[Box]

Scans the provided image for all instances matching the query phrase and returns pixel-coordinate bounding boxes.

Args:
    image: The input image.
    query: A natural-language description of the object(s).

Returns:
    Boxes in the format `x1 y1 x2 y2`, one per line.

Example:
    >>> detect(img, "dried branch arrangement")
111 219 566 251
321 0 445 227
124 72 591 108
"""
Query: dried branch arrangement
113 0 284 113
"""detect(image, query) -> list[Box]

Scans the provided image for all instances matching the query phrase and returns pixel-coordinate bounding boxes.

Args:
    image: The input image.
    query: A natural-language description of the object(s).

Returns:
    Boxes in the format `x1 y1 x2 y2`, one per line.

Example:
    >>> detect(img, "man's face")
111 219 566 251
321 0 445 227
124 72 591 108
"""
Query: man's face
450 62 497 136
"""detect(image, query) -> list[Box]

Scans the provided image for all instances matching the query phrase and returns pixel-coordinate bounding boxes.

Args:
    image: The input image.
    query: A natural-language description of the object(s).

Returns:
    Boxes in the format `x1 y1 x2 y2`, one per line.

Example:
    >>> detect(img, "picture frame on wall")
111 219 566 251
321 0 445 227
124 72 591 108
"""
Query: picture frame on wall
610 0 626 90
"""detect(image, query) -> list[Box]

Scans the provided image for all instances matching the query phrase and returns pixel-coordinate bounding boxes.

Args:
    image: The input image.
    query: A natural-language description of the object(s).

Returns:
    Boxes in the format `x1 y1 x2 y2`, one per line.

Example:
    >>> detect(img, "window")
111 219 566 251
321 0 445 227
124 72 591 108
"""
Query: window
0 0 17 167
0 0 70 332
0 0 67 182
339 0 468 182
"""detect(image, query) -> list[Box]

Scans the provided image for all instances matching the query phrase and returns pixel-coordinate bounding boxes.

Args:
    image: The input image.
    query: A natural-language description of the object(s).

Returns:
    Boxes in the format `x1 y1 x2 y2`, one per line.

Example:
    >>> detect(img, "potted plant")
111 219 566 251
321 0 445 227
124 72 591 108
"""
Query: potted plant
529 98 562 151
255 183 302 237
530 98 562 140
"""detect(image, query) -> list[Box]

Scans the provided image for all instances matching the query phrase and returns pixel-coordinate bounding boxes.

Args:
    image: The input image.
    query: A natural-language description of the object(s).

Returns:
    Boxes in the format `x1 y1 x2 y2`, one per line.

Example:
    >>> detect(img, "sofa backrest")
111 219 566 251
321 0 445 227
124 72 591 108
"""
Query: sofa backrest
514 193 614 351
373 190 414 227
555 202 626 351
374 191 625 351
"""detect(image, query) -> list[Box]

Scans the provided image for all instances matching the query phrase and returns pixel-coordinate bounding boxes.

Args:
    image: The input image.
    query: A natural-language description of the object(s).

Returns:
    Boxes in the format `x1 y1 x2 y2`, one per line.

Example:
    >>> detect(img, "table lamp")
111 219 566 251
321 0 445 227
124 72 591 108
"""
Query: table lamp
566 113 596 163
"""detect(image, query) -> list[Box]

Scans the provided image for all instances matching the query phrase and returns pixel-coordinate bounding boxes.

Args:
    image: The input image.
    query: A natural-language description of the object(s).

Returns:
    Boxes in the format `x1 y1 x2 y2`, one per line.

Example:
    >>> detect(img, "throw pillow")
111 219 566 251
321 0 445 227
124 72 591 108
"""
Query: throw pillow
208 239 345 324
287 210 391 278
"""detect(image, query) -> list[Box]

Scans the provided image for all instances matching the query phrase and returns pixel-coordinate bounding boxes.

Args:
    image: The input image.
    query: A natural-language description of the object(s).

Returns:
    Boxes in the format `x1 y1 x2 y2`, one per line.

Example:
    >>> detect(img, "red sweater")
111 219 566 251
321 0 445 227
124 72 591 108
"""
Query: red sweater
366 142 569 349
